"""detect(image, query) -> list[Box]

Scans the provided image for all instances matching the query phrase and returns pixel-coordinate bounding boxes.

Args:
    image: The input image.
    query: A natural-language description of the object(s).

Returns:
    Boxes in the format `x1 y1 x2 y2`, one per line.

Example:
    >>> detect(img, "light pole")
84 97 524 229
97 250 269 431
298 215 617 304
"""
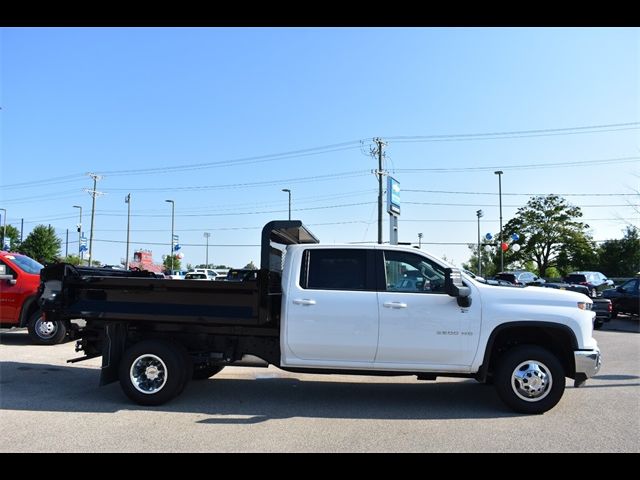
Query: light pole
73 205 83 264
125 194 131 269
418 232 423 248
476 209 483 276
494 170 504 272
204 232 211 267
282 188 291 220
0 208 6 250
165 200 175 273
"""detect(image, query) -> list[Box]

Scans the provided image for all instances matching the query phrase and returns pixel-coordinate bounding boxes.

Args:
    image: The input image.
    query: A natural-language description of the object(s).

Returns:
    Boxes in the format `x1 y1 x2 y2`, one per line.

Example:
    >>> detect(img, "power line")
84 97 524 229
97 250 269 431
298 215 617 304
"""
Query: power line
105 170 370 192
97 142 364 177
386 122 640 142
396 155 640 173
403 189 638 197
404 201 634 208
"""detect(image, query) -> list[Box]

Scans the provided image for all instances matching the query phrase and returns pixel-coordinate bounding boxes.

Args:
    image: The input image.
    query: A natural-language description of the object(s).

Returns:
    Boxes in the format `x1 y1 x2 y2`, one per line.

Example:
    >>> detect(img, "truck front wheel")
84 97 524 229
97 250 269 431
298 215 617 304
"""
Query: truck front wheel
119 340 189 406
27 310 67 345
494 345 565 414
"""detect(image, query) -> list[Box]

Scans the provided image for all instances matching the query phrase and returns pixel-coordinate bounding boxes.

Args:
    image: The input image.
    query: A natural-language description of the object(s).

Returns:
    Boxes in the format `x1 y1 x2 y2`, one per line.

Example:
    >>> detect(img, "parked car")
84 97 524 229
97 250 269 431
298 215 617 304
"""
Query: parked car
184 272 211 281
592 299 613 329
0 251 68 344
539 282 590 297
602 278 639 318
188 268 218 280
494 270 545 286
563 272 614 298
225 269 258 282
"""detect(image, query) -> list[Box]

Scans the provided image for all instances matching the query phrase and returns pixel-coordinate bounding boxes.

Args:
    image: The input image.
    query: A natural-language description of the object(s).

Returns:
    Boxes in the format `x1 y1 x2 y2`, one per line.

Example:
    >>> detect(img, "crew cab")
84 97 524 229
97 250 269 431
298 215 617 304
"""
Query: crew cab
0 251 68 344
39 221 601 414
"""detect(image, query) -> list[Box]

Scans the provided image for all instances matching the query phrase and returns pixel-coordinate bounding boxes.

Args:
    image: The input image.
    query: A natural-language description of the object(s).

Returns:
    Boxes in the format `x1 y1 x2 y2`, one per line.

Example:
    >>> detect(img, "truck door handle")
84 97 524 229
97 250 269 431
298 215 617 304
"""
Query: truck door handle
293 298 316 306
383 301 407 309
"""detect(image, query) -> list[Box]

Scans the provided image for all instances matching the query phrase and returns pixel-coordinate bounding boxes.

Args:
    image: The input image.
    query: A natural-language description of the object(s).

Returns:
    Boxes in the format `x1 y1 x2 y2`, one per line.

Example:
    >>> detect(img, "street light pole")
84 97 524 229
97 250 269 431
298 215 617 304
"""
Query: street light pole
282 189 291 220
204 232 211 267
125 194 131 269
418 232 423 248
0 208 7 250
73 205 83 264
165 200 175 273
494 170 504 272
476 209 483 276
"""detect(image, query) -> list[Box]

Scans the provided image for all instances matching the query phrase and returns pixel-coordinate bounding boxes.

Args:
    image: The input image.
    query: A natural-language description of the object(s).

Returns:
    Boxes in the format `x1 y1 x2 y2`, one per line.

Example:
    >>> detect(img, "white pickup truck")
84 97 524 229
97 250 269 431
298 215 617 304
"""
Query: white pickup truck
39 221 601 414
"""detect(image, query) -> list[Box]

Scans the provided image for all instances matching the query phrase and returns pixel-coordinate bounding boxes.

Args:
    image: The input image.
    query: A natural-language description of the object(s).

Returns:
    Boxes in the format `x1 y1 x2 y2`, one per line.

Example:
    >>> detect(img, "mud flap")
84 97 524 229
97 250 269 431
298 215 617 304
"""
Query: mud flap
100 322 127 386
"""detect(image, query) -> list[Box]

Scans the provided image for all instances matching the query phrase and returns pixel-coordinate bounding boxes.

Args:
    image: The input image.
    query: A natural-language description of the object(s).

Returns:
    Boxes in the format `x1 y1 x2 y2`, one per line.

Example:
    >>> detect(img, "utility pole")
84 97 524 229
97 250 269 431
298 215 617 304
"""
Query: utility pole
85 173 104 266
73 205 83 264
494 171 504 272
371 138 386 244
0 208 7 249
20 218 24 242
204 232 211 267
476 210 483 276
165 200 175 273
418 232 423 248
65 229 69 257
125 194 131 269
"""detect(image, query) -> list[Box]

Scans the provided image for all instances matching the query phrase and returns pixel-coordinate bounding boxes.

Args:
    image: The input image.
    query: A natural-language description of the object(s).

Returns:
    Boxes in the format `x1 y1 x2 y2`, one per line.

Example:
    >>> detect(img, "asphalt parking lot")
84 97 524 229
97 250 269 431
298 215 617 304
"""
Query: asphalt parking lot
1 316 638 452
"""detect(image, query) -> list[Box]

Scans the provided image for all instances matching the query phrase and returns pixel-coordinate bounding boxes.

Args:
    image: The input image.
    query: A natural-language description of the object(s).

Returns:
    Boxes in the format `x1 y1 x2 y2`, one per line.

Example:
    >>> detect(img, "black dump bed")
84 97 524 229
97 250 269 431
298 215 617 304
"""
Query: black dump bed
39 221 319 328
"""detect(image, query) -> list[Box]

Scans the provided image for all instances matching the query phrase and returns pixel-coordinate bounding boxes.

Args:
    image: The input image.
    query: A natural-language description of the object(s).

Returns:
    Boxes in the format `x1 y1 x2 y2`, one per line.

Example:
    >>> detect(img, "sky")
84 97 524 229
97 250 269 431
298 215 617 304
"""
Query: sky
1 27 638 270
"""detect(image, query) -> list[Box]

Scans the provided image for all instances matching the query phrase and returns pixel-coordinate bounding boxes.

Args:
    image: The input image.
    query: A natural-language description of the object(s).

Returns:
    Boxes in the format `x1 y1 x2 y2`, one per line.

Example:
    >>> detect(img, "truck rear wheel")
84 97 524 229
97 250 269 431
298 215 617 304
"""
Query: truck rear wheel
494 345 565 414
193 365 224 380
119 340 189 406
27 310 67 345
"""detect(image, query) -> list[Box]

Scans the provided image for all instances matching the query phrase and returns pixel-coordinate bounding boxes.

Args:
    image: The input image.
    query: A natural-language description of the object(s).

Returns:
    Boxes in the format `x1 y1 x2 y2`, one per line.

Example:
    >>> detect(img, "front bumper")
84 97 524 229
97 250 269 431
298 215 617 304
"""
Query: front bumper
573 348 602 387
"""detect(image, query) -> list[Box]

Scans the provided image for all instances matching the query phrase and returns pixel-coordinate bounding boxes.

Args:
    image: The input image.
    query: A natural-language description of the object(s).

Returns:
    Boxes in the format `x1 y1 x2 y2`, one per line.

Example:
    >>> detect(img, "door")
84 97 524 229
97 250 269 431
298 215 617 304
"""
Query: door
0 260 21 323
618 278 639 313
284 248 379 365
375 250 481 368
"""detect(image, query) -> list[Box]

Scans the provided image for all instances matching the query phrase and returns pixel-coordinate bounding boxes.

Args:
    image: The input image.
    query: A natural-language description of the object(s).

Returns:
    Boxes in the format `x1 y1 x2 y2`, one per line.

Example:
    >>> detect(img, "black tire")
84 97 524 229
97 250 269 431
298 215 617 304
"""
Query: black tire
193 365 224 380
593 320 603 330
494 345 565 414
27 310 67 345
118 340 189 406
610 309 618 319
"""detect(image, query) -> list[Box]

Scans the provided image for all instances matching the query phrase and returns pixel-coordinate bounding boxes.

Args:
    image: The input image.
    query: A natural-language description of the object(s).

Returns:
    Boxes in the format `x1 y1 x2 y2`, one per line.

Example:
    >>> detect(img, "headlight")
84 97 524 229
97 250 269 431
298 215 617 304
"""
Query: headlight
577 301 592 310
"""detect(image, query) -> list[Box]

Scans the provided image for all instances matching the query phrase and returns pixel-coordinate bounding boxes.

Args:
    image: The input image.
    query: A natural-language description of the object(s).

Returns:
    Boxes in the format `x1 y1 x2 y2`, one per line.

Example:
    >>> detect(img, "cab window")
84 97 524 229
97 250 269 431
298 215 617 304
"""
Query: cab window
383 250 445 294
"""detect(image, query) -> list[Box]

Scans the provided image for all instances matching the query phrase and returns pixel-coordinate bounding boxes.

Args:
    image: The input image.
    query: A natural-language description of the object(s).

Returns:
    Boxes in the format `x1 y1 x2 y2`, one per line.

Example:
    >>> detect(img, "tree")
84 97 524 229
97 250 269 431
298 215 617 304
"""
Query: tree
61 254 83 266
244 261 257 270
162 255 181 272
597 226 640 277
19 225 61 264
501 195 595 277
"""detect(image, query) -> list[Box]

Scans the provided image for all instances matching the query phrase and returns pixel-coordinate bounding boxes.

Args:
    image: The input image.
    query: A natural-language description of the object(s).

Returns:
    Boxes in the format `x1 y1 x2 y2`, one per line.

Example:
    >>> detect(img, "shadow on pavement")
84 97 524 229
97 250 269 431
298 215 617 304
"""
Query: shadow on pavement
1 360 522 421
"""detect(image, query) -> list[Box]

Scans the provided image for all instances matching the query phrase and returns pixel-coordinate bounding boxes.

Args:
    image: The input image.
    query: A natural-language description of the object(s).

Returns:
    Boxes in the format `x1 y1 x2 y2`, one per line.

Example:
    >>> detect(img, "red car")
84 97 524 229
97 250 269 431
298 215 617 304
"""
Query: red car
0 251 68 344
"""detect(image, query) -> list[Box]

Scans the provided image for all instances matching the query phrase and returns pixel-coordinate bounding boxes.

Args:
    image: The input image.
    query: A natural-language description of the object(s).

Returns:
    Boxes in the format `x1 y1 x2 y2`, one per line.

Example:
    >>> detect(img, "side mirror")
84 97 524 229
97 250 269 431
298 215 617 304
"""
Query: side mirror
0 274 16 285
445 268 472 307
616 286 624 293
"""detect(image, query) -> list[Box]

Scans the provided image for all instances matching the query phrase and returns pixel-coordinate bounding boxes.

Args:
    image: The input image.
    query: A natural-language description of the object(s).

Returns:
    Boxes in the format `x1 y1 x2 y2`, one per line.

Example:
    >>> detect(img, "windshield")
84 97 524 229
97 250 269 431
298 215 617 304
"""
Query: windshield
6 254 44 274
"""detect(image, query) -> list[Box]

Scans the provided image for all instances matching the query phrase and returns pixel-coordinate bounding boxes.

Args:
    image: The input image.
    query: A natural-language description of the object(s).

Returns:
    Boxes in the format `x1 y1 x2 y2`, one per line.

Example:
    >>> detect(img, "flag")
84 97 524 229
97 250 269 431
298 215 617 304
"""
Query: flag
125 193 130 203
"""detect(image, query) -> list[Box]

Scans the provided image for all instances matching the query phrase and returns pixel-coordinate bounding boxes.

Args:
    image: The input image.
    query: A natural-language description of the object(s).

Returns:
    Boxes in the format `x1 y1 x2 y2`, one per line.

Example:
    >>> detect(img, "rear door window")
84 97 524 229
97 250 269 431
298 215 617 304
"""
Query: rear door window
301 249 371 291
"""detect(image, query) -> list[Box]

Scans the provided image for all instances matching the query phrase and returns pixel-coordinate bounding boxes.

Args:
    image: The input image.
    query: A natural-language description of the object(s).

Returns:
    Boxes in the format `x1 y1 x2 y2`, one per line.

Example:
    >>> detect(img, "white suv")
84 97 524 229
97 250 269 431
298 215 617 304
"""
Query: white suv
188 268 218 280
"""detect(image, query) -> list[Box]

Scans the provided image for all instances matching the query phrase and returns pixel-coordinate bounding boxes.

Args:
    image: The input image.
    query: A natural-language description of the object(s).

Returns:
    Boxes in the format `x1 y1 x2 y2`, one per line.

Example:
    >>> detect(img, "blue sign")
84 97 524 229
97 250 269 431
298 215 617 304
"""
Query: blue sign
386 176 401 216
79 245 88 252
485 233 493 241
174 244 181 251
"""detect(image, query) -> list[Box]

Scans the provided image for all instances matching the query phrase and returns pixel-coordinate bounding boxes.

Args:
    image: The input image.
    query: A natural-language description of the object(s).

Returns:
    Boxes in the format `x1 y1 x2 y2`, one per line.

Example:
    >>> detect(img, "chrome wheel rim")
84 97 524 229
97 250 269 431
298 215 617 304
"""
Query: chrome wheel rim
36 317 58 339
130 354 168 394
511 360 553 402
